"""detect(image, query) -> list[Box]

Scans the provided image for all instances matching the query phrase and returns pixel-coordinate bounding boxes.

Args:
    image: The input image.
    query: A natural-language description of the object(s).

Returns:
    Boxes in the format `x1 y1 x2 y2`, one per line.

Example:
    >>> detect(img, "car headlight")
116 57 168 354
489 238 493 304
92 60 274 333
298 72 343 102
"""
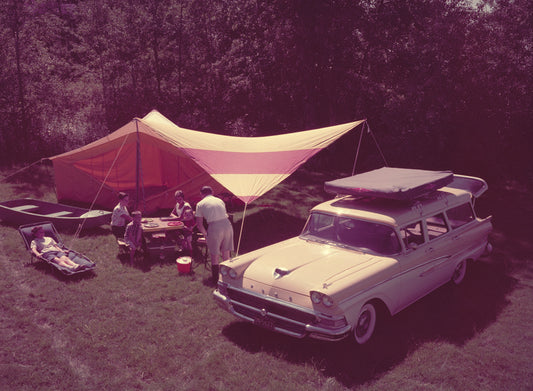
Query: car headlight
220 265 229 276
310 291 322 304
322 295 334 307
310 291 334 307
220 265 238 279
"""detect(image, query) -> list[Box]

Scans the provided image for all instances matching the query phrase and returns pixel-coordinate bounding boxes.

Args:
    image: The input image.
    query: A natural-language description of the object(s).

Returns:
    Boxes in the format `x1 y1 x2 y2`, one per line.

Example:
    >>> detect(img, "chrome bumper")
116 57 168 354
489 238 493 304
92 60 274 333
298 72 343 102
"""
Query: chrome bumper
213 285 351 341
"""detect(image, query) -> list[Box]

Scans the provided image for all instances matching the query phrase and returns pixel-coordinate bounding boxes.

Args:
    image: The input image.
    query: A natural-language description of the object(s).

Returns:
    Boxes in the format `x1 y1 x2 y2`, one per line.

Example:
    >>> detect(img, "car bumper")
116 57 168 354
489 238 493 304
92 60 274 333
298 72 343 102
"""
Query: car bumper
213 284 352 341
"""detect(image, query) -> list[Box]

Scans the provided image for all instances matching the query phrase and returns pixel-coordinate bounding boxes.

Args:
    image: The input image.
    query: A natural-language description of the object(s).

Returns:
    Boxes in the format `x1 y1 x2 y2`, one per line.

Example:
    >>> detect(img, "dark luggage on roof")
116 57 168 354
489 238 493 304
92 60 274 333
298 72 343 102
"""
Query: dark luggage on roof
324 167 454 200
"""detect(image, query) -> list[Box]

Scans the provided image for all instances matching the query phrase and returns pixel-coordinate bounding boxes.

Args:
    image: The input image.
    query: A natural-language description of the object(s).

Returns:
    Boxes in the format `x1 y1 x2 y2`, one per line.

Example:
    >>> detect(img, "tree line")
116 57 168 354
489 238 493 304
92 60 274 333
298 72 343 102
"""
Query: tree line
1 0 531 186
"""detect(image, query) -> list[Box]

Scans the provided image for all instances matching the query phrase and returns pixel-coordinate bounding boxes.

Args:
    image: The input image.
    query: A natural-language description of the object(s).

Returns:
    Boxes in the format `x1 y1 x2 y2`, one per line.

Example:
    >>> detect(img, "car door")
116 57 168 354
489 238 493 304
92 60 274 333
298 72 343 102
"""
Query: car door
419 212 455 287
391 221 435 312
393 216 452 312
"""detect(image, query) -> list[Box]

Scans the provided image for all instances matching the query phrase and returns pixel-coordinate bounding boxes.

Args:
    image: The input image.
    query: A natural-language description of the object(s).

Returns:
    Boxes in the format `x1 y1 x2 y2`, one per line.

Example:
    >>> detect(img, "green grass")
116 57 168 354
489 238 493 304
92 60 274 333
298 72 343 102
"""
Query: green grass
0 165 532 390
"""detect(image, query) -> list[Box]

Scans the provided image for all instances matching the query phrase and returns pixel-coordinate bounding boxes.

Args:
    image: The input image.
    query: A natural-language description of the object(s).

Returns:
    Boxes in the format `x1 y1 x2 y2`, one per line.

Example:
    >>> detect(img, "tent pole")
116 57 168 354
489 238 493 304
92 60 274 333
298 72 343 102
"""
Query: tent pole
235 202 248 256
352 121 366 176
135 119 140 210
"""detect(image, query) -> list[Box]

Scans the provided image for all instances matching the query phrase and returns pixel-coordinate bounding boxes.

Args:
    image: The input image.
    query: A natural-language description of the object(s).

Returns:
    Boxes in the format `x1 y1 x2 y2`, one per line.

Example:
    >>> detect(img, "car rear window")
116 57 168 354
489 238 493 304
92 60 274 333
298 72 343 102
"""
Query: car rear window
446 203 474 229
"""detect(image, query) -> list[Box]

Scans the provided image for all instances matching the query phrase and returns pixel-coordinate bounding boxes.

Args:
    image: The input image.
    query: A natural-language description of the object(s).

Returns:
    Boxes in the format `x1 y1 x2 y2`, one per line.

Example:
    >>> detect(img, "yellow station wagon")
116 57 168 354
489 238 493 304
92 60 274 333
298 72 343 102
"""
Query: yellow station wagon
213 167 493 344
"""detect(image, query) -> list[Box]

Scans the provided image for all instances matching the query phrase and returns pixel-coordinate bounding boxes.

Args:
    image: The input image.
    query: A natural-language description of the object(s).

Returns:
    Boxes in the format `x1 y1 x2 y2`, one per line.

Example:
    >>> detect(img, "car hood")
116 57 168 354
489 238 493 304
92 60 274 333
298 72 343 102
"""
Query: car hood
240 237 398 298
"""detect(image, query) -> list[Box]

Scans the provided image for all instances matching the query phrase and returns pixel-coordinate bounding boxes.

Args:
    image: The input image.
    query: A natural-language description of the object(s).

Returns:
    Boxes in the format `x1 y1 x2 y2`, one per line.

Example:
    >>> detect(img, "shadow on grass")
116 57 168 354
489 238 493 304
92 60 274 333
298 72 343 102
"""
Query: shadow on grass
222 261 516 387
26 259 97 283
220 211 519 387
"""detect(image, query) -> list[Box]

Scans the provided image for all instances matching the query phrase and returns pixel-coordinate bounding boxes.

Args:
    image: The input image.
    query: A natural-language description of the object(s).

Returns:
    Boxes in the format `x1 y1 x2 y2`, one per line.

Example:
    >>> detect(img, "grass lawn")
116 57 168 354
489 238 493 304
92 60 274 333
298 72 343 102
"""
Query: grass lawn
0 165 532 390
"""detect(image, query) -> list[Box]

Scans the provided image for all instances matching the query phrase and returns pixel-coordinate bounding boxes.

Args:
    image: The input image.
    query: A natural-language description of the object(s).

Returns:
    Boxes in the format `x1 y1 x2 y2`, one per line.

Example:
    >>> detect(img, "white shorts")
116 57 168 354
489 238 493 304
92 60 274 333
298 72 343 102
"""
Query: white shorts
207 219 234 262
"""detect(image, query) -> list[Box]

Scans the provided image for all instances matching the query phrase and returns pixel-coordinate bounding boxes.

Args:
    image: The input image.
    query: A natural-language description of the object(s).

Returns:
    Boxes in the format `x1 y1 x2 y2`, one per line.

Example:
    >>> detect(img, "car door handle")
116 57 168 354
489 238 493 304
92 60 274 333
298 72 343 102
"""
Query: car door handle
425 247 434 253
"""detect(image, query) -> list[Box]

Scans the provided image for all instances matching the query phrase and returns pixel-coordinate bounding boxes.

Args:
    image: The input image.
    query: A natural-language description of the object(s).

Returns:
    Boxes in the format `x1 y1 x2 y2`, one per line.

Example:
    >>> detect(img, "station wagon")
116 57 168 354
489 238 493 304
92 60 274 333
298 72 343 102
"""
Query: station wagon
213 167 493 344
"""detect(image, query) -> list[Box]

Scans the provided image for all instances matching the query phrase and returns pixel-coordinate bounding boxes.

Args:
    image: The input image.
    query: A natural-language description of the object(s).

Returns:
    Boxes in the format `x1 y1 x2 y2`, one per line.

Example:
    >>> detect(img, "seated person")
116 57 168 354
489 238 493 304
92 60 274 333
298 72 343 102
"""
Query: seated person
124 210 143 264
181 207 197 254
170 190 191 219
30 226 83 270
111 192 132 239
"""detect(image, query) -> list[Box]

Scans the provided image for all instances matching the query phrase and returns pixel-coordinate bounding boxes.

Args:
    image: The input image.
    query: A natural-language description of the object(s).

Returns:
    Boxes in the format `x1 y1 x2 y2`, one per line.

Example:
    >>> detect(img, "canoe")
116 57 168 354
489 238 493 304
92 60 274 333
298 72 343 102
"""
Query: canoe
0 198 111 230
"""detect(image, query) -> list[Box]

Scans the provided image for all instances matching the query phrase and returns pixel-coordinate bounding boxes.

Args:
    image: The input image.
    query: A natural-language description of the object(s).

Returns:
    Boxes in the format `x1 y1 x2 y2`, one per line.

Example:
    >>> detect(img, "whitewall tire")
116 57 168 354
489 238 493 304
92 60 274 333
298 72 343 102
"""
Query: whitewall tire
353 302 377 344
451 260 467 285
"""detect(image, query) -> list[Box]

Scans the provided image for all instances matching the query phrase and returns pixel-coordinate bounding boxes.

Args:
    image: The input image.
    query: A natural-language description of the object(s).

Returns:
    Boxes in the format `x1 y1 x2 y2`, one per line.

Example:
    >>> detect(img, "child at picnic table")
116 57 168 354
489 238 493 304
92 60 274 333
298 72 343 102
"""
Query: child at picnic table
181 207 197 254
111 192 132 239
124 210 143 264
30 226 83 270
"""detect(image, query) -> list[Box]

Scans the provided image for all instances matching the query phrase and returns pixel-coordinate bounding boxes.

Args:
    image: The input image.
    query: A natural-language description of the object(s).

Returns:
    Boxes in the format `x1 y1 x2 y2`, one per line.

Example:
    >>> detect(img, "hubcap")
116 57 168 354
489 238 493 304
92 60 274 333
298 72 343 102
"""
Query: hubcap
356 311 370 336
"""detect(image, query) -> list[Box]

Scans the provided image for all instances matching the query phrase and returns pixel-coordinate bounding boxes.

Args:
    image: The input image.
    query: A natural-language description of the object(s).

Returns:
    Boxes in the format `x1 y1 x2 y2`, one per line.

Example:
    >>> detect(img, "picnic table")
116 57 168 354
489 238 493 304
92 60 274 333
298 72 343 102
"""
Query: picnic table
142 217 185 258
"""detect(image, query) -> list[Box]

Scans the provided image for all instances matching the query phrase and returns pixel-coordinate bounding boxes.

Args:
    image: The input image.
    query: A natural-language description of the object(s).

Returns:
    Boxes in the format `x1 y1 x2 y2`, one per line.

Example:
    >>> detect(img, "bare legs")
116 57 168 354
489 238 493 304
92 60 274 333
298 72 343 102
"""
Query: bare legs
53 255 80 270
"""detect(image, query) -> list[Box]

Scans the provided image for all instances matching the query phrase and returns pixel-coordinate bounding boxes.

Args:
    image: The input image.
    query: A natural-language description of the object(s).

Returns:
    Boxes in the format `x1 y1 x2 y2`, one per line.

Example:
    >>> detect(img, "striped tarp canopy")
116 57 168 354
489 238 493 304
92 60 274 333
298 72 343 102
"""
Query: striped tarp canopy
142 111 366 204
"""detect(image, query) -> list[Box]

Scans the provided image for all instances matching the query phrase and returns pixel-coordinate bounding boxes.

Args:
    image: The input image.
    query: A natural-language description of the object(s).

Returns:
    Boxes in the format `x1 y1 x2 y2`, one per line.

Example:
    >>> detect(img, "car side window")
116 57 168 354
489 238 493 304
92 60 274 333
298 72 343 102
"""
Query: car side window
426 213 449 240
400 221 424 249
446 203 474 229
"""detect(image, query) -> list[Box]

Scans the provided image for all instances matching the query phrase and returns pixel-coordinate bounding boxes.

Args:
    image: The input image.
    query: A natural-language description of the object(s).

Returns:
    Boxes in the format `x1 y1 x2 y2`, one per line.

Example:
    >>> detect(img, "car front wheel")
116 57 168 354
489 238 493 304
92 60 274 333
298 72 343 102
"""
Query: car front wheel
353 302 377 344
451 260 467 285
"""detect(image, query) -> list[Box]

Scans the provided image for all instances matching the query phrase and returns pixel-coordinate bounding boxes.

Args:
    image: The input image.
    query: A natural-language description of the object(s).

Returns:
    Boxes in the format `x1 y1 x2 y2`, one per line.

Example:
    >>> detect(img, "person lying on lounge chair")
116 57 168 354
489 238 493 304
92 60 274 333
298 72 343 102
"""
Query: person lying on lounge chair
30 226 83 270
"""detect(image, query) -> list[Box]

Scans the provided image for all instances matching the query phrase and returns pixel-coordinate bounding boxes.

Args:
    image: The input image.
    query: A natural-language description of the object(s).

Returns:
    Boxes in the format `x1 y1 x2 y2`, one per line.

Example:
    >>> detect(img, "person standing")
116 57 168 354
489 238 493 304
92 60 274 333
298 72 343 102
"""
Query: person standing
195 186 234 282
111 192 132 239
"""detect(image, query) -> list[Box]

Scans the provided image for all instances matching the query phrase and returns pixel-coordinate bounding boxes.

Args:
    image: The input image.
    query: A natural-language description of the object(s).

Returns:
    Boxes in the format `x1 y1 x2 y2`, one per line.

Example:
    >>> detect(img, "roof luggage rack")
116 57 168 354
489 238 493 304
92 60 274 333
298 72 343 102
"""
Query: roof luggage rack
324 167 454 201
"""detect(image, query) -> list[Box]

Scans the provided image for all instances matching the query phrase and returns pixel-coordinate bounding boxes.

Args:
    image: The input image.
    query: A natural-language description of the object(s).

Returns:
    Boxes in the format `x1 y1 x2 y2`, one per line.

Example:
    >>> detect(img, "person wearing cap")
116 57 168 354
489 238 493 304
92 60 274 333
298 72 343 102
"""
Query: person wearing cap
195 186 234 282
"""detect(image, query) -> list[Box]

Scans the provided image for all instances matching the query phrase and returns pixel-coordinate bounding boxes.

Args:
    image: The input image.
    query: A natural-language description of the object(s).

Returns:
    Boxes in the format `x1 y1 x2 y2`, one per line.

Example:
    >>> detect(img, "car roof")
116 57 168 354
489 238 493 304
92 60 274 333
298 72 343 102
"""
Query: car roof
312 187 472 227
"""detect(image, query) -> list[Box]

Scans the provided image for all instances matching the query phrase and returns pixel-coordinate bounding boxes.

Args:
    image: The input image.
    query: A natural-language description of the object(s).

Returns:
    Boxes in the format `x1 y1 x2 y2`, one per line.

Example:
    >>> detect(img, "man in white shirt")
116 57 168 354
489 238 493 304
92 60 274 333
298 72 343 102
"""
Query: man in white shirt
195 186 234 282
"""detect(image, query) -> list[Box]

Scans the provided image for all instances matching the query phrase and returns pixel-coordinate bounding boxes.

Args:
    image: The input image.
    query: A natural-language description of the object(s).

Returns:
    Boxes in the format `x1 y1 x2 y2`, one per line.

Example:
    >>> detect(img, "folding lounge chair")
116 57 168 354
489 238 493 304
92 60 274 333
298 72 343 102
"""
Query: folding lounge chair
19 222 96 275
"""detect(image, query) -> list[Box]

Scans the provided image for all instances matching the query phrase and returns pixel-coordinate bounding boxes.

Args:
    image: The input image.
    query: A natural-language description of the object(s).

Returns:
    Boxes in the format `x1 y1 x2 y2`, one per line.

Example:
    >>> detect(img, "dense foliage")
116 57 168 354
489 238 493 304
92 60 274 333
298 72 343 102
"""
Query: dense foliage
0 0 531 185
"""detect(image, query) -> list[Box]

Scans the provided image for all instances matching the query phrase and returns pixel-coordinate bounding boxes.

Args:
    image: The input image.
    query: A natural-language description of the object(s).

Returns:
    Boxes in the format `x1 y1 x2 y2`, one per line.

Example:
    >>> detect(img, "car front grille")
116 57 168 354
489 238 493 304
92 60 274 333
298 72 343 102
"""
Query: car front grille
231 302 307 335
227 287 317 336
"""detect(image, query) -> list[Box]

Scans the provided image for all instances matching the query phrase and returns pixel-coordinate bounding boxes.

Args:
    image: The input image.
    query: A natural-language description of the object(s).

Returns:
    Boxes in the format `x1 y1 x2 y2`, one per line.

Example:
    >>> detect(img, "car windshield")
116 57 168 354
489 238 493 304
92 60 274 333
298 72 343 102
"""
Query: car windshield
301 212 401 255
